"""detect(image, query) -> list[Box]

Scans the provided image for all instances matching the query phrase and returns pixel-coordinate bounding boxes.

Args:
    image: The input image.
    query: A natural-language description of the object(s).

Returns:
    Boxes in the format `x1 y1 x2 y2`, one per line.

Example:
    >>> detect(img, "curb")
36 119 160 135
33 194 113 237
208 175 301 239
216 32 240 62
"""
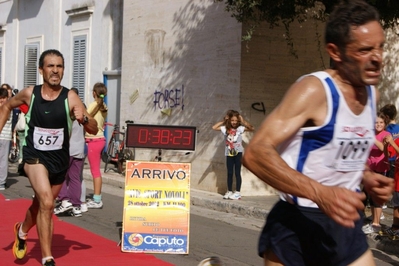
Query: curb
82 168 271 221
82 167 399 257
190 193 270 221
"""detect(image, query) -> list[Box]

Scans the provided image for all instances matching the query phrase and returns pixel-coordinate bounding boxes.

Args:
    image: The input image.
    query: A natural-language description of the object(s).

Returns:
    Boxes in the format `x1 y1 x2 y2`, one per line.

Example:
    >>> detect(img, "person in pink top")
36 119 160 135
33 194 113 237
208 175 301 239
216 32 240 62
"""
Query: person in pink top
363 111 391 234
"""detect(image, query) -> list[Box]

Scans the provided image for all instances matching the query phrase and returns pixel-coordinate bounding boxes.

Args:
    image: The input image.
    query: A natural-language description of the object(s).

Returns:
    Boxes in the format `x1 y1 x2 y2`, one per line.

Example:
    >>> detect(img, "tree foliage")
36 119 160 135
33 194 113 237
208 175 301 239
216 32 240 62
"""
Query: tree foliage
219 0 399 40
218 0 399 106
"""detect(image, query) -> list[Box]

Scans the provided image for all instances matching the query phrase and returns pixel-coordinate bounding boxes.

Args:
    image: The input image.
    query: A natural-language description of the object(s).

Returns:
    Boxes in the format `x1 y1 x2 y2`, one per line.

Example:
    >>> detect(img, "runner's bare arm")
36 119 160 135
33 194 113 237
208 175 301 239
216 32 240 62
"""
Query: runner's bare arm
242 76 365 228
0 87 33 132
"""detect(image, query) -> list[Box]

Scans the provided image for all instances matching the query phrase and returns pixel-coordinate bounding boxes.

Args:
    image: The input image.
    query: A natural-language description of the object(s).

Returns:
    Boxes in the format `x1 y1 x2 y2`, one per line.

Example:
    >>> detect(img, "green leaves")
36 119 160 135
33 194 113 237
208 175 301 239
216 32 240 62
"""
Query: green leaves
218 0 399 39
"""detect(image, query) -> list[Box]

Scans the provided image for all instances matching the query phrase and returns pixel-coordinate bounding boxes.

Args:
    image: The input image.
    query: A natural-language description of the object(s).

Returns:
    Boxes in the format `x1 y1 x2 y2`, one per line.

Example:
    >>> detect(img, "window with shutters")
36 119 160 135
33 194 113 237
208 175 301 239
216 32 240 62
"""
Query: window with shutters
72 35 87 101
24 44 39 88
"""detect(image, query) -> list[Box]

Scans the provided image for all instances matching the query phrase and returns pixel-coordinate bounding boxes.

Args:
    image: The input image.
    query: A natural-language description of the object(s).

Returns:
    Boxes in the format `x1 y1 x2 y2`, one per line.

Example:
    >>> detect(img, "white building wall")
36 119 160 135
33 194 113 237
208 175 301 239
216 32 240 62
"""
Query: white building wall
121 0 261 195
0 0 122 106
3 0 398 196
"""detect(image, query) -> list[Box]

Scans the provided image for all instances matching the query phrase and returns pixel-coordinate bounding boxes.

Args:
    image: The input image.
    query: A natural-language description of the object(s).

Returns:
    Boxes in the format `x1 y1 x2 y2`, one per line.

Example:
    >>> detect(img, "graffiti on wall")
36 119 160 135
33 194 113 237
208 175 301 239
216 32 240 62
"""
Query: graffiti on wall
145 29 166 68
251 102 266 115
154 85 185 111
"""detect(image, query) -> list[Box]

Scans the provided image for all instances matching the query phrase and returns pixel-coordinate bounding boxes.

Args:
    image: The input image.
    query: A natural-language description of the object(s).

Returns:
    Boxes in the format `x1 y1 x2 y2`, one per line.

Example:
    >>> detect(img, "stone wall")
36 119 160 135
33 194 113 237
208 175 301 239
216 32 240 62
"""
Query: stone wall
121 0 334 196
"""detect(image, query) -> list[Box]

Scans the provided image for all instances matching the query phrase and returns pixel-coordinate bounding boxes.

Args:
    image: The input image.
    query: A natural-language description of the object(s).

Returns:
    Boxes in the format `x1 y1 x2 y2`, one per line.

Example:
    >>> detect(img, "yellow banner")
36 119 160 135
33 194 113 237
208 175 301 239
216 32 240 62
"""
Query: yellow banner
121 161 190 254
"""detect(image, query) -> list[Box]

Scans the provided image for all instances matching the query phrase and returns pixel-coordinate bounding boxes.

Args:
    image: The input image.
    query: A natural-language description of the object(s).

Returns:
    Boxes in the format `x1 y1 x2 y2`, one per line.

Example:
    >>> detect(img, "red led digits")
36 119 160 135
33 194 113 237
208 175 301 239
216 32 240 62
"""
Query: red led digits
125 124 196 150
172 130 182 145
138 129 148 144
160 130 170 144
182 130 192 145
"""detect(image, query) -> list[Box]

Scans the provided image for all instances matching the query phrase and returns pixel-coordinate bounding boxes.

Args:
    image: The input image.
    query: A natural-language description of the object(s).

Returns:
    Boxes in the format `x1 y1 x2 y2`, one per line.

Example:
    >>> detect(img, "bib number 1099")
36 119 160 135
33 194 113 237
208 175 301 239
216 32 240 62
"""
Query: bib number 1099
335 140 370 160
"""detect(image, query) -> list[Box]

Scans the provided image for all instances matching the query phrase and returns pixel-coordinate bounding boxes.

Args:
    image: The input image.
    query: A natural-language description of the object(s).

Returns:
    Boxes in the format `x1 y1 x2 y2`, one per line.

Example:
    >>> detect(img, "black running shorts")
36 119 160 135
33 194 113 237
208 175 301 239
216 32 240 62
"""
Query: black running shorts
258 200 368 266
24 158 67 185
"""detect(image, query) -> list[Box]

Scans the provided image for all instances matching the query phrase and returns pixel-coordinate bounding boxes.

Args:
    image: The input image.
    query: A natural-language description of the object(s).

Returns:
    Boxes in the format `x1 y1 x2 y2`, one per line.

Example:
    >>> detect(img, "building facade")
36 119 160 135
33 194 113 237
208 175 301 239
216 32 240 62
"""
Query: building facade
0 0 123 108
121 0 330 195
3 0 394 196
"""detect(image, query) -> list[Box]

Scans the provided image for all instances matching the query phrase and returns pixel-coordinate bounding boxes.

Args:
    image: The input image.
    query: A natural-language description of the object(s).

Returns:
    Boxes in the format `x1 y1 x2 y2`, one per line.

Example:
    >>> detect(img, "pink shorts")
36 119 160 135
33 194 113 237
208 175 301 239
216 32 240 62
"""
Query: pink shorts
85 137 106 178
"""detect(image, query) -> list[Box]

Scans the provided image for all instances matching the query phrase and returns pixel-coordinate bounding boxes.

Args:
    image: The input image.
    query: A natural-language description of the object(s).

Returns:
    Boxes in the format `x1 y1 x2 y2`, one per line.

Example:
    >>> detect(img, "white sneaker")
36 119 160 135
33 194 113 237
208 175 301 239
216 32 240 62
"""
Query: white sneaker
86 200 103 209
80 203 88 213
362 223 381 234
229 191 241 200
54 200 73 214
223 191 233 199
71 207 82 217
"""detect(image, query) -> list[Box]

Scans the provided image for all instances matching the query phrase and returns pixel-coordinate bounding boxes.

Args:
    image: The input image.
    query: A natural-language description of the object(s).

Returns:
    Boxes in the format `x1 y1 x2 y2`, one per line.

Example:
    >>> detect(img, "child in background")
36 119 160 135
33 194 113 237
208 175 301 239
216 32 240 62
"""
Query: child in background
212 110 254 200
362 112 391 234
85 83 108 208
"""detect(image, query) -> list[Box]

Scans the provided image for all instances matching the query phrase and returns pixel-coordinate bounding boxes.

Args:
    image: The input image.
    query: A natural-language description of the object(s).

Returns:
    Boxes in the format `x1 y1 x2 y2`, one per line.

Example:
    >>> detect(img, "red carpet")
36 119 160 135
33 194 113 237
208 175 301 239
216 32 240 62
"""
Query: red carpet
0 194 173 265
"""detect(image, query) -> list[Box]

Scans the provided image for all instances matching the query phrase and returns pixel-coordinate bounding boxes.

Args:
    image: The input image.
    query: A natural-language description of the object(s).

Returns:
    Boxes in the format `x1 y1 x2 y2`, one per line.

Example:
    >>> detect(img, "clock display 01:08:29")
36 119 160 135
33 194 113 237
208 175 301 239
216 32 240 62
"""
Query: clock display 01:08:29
138 129 192 146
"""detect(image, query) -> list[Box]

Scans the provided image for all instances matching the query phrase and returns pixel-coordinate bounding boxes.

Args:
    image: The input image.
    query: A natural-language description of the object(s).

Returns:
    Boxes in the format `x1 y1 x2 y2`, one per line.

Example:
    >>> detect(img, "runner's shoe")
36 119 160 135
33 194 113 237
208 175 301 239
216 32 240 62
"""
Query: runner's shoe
43 258 56 266
13 222 27 259
54 200 73 215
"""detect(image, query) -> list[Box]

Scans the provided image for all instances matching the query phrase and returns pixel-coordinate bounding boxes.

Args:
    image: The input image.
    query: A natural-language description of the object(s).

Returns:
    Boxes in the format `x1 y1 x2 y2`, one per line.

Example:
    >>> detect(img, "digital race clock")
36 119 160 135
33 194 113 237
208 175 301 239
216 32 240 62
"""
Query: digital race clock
125 124 197 151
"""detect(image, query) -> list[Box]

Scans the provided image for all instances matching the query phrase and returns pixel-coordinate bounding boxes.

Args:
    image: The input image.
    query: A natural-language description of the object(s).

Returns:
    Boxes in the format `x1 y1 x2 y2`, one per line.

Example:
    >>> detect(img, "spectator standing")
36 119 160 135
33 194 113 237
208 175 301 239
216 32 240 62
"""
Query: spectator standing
212 110 254 200
0 88 12 190
54 88 86 217
362 112 391 234
384 134 399 239
380 104 399 179
16 103 29 165
1 83 13 99
85 82 108 209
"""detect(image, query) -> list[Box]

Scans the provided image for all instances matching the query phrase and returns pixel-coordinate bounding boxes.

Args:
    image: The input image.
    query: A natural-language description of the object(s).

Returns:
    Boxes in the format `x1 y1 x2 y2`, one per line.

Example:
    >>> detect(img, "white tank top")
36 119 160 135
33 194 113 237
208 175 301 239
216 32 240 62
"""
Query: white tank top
279 71 376 207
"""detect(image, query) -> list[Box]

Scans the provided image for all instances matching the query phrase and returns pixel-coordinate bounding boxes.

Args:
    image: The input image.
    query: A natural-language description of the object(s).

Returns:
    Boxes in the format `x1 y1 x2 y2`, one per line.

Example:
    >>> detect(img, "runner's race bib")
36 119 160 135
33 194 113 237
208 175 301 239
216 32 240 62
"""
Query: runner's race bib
326 123 374 171
33 126 64 151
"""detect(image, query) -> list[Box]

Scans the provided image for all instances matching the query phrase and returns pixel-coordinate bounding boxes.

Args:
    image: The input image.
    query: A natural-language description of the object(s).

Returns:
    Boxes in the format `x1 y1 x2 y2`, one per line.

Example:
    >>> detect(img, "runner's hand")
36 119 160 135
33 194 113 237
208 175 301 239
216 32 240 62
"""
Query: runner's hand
315 186 365 228
73 105 85 124
363 171 394 206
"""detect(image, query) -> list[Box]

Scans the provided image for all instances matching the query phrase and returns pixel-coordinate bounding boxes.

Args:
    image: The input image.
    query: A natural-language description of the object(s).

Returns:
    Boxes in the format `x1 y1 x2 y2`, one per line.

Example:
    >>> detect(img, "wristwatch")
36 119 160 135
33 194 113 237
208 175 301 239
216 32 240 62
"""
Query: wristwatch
82 115 89 125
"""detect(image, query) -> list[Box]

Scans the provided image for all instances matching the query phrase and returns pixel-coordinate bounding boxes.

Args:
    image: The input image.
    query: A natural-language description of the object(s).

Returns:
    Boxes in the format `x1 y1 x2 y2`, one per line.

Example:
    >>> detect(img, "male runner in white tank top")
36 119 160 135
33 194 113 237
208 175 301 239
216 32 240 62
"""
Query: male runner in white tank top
243 1 394 265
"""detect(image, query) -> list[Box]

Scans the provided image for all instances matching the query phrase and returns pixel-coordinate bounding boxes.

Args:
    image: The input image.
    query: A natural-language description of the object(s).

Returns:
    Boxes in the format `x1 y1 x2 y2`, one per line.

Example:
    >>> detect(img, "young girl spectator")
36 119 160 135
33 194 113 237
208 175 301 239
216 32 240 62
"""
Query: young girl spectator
85 83 108 208
363 112 391 234
212 110 254 200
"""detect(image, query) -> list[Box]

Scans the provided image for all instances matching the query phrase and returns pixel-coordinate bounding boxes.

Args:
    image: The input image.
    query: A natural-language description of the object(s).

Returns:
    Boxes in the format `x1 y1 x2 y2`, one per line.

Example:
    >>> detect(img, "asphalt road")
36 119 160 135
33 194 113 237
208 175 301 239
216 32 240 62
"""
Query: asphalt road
2 165 399 265
2 170 264 265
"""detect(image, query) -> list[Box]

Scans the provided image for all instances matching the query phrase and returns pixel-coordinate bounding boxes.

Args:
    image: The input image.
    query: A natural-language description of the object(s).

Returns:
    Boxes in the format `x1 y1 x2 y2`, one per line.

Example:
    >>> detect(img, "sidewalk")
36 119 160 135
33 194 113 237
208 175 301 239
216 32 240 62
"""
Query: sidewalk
82 161 399 256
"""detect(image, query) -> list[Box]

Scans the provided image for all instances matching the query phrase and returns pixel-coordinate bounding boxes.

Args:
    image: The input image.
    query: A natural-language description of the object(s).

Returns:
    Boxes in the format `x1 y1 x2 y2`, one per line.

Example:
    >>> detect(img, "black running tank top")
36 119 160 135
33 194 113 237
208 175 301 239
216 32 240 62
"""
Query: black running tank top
23 85 72 174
